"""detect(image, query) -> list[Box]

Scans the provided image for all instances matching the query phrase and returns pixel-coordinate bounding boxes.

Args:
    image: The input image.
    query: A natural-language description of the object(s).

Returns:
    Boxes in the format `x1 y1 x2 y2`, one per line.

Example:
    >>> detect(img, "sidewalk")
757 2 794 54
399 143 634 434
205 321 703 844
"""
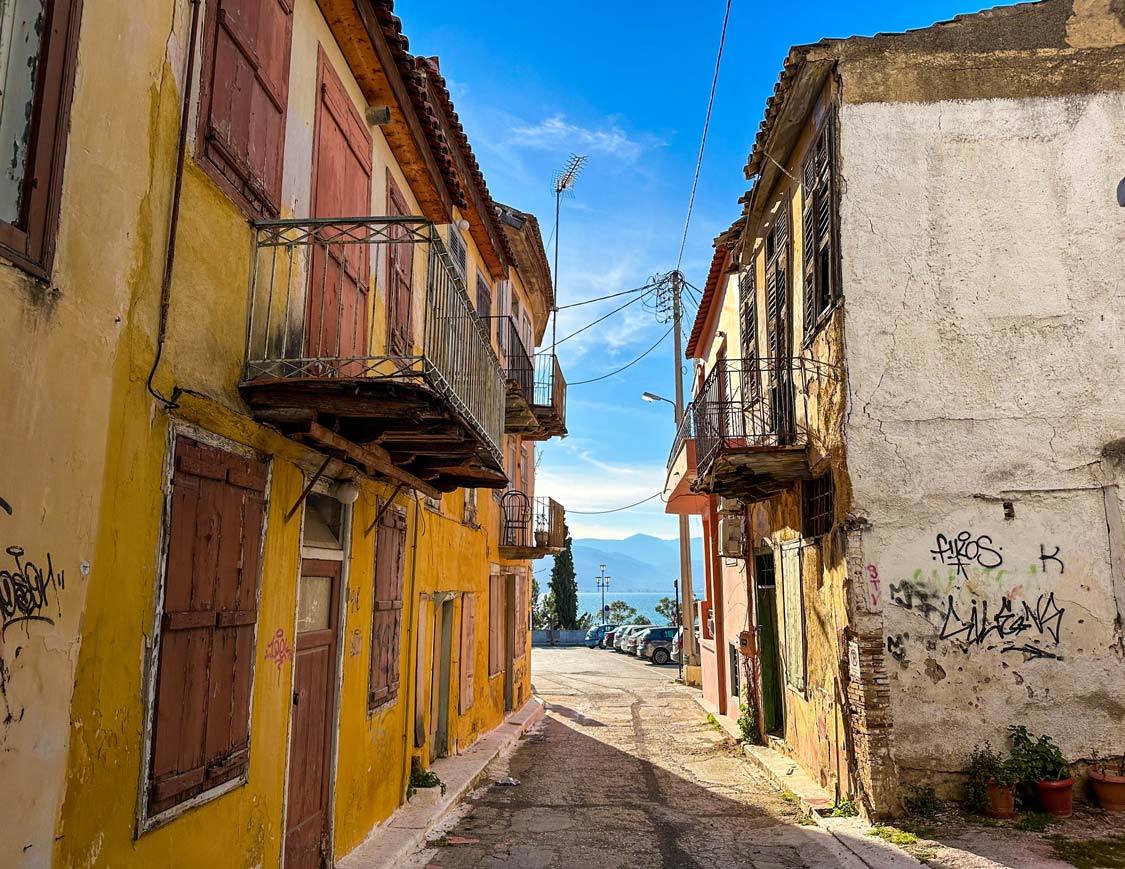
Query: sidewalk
337 698 544 869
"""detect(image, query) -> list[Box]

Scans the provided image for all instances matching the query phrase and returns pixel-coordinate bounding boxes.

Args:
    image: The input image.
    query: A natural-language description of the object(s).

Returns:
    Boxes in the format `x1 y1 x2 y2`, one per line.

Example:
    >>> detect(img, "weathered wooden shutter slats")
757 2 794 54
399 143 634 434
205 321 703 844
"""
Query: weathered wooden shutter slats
369 507 407 708
459 594 476 712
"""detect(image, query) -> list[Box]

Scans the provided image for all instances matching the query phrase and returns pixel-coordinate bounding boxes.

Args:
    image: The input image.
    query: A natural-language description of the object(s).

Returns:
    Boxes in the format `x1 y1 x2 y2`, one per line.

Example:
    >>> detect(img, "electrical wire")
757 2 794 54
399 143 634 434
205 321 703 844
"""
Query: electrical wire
558 283 653 310
567 492 664 514
569 327 673 386
675 0 733 272
554 287 655 346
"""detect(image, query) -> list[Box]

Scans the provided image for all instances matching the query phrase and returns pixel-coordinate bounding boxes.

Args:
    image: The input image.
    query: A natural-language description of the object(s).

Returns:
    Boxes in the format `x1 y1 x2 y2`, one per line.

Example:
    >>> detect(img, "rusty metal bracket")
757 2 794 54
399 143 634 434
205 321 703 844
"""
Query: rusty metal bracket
367 482 406 534
286 455 333 521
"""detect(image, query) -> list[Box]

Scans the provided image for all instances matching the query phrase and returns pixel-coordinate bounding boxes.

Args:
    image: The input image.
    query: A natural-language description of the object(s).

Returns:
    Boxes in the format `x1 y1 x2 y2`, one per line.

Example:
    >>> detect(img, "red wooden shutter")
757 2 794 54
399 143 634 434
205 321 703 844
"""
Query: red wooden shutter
199 0 294 217
369 506 407 708
386 173 414 356
458 593 476 713
149 437 266 816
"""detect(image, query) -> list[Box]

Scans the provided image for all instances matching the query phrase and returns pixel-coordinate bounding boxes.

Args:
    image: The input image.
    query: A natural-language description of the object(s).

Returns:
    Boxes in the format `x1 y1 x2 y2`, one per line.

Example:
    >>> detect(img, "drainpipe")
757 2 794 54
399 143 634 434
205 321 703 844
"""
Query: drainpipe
400 494 422 799
145 0 202 410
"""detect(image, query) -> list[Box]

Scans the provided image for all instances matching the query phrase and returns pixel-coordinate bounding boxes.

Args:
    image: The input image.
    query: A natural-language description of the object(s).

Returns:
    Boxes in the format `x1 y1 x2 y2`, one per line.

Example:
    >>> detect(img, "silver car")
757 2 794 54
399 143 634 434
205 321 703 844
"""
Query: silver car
621 624 655 655
637 627 677 665
612 624 643 652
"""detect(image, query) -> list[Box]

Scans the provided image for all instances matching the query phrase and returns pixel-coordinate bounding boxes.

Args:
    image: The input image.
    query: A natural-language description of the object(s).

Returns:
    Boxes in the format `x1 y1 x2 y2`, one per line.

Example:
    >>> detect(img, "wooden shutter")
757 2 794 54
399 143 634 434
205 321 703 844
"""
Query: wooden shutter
780 541 806 693
149 437 266 816
801 153 818 337
459 593 476 713
386 172 414 355
199 0 294 218
369 506 407 708
488 575 503 676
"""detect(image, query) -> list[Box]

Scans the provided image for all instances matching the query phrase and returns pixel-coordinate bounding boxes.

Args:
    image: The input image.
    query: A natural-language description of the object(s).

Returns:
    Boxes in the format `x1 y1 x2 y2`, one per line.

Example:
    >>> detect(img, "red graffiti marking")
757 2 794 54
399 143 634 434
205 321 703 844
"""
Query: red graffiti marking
865 564 881 608
265 628 293 679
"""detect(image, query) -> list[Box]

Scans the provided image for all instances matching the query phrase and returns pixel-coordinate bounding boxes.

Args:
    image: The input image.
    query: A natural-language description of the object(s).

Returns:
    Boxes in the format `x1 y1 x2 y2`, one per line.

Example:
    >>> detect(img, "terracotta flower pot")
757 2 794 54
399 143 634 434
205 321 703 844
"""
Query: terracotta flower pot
985 781 1017 819
1090 769 1125 812
1036 777 1074 817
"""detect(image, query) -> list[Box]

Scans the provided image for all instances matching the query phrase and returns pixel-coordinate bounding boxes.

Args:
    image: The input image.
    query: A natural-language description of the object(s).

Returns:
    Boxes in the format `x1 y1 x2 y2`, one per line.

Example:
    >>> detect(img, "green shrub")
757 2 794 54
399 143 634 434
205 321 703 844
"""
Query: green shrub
964 742 1018 812
1008 725 1069 783
904 785 941 818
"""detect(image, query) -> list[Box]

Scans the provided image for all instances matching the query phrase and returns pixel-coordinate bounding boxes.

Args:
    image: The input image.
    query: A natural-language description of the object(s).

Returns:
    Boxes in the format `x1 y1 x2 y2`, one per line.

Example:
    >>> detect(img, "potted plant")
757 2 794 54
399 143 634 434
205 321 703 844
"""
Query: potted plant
1009 725 1074 817
534 516 549 547
1090 750 1125 812
965 742 1019 819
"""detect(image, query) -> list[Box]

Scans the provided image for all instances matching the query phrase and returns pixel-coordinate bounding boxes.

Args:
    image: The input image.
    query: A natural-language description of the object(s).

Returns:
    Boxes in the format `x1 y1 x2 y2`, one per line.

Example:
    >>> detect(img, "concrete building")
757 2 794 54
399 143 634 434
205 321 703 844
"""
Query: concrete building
0 1 565 866
665 0 1125 817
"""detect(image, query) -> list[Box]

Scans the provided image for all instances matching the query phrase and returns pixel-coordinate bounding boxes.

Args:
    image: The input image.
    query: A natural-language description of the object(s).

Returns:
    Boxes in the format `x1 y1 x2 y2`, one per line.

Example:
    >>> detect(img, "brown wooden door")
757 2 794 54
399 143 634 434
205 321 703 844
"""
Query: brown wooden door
284 558 342 869
386 172 414 356
306 49 372 366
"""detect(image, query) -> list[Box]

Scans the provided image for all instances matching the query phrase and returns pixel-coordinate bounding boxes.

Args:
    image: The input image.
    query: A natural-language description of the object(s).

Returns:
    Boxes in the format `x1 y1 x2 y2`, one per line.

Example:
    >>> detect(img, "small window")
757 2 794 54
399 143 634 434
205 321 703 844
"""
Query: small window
197 0 294 218
369 507 407 709
754 551 775 589
0 0 81 277
146 436 268 819
801 473 835 539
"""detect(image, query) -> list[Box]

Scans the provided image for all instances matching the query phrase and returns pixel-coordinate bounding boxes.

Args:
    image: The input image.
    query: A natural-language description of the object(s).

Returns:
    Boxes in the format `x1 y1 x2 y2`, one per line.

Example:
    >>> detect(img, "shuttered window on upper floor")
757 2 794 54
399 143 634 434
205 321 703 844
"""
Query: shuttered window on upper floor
147 436 268 819
0 0 81 278
801 119 838 342
764 209 789 361
197 0 294 219
369 506 407 710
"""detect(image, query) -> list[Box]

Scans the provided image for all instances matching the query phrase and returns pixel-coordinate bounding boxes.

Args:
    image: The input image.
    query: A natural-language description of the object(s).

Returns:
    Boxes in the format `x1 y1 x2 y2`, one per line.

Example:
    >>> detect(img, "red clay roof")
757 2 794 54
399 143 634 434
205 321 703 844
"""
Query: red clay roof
684 247 729 360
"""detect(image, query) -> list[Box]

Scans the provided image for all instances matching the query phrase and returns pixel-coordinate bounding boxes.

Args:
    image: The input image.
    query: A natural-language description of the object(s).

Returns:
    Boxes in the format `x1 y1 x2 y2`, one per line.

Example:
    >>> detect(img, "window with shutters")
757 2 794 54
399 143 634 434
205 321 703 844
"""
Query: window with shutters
780 540 806 694
738 268 761 404
197 0 294 219
458 593 476 712
447 225 467 280
764 211 789 362
488 573 504 676
145 435 268 821
801 119 838 343
476 271 493 339
369 506 407 710
0 0 80 278
386 171 414 356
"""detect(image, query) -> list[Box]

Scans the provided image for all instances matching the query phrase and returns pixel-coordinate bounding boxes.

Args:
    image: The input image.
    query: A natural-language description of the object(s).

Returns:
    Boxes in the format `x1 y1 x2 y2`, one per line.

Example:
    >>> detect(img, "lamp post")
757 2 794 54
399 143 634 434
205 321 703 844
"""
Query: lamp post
642 380 699 671
595 563 610 625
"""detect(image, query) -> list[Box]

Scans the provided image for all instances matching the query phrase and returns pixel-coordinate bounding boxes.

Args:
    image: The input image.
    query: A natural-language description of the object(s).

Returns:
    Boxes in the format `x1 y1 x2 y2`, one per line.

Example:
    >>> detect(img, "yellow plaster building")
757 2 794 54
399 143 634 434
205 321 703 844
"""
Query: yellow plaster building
0 1 565 866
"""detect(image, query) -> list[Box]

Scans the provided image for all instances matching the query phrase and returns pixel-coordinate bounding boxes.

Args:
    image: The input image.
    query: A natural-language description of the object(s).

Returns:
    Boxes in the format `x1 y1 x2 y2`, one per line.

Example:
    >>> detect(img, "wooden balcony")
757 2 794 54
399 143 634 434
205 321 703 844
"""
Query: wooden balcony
664 404 706 516
485 315 537 433
521 353 567 441
691 358 835 502
239 217 507 495
498 492 565 560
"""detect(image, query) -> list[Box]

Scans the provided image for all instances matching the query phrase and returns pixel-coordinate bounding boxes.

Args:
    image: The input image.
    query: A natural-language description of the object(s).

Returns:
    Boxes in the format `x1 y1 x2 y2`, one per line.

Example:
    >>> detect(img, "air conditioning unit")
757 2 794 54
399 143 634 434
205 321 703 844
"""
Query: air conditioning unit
720 515 744 557
718 496 745 515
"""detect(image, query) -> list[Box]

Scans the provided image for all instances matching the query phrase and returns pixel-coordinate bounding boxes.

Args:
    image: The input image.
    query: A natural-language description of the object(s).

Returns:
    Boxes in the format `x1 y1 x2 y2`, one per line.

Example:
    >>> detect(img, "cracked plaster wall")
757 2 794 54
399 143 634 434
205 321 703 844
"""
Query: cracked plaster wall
838 90 1125 789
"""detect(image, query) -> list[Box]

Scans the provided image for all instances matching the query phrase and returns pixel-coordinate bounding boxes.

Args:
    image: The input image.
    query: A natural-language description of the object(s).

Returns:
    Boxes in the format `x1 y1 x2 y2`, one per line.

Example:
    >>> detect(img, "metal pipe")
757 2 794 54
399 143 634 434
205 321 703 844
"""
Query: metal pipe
145 0 203 410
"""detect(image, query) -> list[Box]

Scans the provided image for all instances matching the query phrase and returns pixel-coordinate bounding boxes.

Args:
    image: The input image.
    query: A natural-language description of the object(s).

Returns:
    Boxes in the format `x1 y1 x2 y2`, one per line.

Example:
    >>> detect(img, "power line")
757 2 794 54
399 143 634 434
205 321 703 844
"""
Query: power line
569 327 673 386
554 287 655 346
567 492 664 514
675 0 733 272
558 283 653 310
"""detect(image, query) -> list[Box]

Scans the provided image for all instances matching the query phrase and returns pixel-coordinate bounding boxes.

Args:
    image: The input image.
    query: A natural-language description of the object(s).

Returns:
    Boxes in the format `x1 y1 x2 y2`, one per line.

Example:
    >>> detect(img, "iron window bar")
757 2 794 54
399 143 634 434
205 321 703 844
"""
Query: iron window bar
667 401 695 470
482 315 534 405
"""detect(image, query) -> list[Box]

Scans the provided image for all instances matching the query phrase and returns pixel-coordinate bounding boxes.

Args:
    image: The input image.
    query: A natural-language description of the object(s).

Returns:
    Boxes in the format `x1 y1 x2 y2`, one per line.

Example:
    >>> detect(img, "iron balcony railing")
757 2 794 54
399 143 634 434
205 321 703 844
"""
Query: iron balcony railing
484 315 533 405
667 402 695 470
692 357 835 475
243 217 504 461
499 491 565 551
533 353 566 419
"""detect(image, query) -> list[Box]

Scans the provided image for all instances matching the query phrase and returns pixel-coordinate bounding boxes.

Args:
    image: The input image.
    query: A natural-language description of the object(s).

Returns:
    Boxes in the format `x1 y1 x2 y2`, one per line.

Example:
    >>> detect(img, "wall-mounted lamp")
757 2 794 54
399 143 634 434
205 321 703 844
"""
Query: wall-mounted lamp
332 480 361 505
455 218 470 232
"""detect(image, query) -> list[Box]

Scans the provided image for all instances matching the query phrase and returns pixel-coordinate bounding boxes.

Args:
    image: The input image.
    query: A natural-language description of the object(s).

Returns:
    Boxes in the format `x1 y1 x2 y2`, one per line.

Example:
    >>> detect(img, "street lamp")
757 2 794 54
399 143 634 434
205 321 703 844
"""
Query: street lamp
641 391 675 406
595 563 610 625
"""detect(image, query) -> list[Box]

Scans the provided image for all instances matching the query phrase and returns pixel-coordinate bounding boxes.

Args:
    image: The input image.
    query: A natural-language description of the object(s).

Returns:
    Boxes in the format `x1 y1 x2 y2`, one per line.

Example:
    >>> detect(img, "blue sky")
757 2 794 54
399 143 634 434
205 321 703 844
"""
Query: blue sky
398 0 1021 539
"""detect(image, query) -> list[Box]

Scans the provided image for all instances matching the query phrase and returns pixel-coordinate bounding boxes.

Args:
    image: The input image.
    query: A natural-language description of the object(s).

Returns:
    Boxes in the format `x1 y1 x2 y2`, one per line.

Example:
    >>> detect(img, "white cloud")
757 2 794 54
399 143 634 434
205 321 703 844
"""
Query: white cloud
509 114 658 161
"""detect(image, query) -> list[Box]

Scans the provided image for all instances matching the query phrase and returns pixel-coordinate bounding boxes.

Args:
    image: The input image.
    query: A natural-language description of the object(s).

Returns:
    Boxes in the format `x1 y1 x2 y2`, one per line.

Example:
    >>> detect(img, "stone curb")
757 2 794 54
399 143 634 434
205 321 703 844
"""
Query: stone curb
337 697 546 868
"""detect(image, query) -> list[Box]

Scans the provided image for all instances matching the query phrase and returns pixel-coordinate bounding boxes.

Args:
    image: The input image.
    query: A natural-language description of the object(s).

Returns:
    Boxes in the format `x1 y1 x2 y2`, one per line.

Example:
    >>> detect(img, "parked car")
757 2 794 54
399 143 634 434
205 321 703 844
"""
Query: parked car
613 624 642 652
601 626 619 648
584 624 618 649
672 627 683 663
622 624 656 655
637 627 677 665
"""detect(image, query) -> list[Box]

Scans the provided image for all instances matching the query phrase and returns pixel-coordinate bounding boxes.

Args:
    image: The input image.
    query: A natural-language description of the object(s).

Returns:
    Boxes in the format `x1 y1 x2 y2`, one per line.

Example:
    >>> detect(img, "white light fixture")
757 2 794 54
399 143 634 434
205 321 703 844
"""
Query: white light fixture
332 480 360 505
455 218 470 231
642 391 673 405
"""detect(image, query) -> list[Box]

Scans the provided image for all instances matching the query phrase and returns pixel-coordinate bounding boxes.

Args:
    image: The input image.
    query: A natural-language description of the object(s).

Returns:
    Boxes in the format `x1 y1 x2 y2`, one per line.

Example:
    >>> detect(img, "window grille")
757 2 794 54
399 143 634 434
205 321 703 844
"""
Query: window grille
801 473 835 538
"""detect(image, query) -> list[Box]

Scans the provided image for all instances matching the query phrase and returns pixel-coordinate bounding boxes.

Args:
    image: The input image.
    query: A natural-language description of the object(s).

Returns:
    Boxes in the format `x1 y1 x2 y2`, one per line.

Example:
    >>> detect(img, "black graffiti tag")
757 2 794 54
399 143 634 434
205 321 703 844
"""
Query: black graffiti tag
0 545 65 638
930 532 1003 579
1039 544 1064 575
938 592 1064 659
888 579 942 618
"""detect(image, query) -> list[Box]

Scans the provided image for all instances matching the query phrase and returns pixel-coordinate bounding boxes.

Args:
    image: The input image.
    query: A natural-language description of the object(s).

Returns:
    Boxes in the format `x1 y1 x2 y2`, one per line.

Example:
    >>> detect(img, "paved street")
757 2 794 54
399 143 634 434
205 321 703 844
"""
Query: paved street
408 647 865 869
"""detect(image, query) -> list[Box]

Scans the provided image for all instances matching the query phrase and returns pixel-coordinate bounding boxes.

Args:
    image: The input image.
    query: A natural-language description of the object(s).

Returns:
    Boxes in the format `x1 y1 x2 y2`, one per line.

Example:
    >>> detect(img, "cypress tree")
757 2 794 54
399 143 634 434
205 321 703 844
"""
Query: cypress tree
549 525 579 629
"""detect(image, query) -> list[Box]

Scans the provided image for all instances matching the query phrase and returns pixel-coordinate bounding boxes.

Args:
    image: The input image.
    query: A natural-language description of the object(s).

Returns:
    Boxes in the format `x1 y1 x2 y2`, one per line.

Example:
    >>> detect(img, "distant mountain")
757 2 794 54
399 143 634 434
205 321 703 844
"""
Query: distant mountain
544 533 705 593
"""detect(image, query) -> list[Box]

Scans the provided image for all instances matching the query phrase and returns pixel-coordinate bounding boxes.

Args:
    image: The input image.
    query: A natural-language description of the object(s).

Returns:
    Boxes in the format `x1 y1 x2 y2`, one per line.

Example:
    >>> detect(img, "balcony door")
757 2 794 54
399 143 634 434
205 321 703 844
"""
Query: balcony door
764 211 795 445
307 49 372 369
386 173 414 356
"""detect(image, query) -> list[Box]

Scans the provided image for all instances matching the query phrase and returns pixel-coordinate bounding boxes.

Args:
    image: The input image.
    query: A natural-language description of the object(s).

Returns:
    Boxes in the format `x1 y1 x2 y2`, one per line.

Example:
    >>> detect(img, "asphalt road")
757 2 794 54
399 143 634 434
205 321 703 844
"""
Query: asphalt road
407 646 865 868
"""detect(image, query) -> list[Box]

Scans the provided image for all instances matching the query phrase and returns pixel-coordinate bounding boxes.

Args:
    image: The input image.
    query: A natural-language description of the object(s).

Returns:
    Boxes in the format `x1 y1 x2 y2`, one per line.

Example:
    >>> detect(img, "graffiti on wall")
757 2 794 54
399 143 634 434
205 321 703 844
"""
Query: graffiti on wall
872 534 1068 665
264 628 293 681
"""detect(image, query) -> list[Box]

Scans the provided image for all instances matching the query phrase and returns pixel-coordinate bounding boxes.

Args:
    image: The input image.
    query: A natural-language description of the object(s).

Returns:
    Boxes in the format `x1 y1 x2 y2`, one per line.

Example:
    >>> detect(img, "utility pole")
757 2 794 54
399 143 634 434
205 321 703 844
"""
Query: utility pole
671 270 700 670
595 563 610 625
